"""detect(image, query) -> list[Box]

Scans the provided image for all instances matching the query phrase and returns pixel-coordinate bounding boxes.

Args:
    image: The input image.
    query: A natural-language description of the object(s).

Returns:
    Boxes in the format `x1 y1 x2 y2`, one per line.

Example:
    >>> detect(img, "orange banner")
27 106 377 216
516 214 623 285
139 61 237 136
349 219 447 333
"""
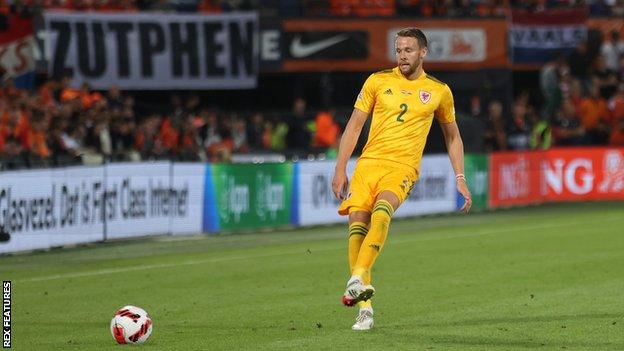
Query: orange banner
489 151 543 208
489 148 624 208
281 19 509 72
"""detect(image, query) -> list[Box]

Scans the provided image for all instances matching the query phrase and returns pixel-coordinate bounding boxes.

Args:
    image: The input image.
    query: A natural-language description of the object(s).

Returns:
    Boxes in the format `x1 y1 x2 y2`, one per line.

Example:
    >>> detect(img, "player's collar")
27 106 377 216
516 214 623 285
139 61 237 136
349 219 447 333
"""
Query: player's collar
394 67 427 82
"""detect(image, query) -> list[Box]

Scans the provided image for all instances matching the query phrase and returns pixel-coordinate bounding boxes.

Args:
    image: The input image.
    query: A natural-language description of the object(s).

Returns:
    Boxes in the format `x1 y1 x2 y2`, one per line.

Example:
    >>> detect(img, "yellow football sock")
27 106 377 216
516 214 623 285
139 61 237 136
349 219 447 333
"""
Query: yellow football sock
352 200 394 278
348 222 369 272
348 222 372 309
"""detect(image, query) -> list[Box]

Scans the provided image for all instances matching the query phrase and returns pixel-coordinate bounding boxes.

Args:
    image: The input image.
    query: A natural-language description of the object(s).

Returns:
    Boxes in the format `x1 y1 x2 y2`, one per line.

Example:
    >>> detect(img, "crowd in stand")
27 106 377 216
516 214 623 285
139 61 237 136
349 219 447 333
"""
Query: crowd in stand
3 0 624 16
482 32 624 151
0 75 341 168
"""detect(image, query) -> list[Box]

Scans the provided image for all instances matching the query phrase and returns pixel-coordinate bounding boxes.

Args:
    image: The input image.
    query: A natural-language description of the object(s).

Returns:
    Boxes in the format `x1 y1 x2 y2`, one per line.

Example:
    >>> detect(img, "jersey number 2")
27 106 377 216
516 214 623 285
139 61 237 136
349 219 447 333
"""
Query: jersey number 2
396 103 408 122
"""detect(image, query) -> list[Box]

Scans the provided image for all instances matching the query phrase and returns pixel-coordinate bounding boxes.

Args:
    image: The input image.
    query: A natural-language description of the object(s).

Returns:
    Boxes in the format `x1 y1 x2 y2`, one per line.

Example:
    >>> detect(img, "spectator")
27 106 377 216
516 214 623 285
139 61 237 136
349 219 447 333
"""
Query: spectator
609 83 624 122
208 128 234 162
199 108 221 150
313 109 339 148
540 54 565 115
552 99 585 146
285 97 311 150
107 85 124 110
246 112 265 150
26 113 51 166
483 100 507 151
609 118 624 146
231 118 248 152
178 115 204 161
578 82 611 144
529 111 552 150
507 100 531 150
600 30 624 72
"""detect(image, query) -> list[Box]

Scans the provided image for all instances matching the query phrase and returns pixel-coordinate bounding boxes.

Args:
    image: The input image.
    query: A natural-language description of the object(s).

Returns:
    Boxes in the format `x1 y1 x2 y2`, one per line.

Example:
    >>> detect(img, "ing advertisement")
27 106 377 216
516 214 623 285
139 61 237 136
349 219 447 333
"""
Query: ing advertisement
489 148 624 208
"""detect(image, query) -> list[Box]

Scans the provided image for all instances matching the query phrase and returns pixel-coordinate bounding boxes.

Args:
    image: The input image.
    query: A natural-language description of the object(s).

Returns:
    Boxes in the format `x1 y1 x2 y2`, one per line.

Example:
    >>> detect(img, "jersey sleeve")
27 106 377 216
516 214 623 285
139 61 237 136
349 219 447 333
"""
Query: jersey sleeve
435 84 456 124
354 74 377 114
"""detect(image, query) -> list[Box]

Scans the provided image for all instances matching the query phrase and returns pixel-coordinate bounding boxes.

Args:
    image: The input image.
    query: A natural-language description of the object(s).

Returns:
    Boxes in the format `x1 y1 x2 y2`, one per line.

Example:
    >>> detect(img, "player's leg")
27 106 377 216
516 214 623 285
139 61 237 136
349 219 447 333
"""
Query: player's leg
342 209 376 308
350 191 399 280
347 211 374 316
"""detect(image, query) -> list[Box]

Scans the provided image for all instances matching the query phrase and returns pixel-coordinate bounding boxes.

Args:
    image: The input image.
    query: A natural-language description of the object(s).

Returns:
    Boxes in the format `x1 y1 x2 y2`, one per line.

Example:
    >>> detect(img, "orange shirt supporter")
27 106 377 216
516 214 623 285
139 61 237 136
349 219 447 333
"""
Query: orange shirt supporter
610 95 624 121
38 83 56 107
314 111 339 148
27 130 51 158
13 111 30 147
81 91 103 109
61 87 80 102
158 118 179 151
578 97 610 129
609 128 624 146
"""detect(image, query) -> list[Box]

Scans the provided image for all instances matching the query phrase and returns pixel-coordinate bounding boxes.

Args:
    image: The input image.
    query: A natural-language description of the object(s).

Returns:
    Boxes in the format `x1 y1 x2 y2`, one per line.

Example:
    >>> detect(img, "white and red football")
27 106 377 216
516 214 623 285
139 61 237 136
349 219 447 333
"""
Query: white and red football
110 305 153 344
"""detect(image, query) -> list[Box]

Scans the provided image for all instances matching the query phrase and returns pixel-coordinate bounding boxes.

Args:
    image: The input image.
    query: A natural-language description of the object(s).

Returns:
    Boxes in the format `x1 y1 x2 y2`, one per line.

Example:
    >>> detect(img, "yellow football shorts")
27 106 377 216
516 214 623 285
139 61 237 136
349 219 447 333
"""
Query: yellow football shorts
338 158 418 215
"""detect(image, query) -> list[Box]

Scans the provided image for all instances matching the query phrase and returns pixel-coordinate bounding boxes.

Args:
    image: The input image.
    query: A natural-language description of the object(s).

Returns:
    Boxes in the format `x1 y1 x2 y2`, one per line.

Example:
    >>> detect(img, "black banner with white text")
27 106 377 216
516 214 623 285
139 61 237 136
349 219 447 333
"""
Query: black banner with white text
43 11 258 89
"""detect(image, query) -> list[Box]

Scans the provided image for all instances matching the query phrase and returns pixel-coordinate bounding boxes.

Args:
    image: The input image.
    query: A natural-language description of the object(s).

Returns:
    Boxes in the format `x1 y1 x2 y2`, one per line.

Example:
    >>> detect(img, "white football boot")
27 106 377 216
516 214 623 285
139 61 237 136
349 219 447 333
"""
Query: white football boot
352 309 374 331
341 278 375 307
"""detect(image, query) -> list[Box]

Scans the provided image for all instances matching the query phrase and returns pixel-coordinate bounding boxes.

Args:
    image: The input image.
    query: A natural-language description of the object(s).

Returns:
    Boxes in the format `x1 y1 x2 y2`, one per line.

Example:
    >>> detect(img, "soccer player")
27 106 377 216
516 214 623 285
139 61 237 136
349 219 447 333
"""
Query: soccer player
331 28 472 331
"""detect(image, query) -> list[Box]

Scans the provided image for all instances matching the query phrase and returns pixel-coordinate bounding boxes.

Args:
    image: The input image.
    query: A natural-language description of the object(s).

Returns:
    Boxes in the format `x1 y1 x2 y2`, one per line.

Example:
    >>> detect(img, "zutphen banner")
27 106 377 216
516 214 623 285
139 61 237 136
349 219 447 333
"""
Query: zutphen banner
203 163 293 232
43 11 258 89
509 8 587 63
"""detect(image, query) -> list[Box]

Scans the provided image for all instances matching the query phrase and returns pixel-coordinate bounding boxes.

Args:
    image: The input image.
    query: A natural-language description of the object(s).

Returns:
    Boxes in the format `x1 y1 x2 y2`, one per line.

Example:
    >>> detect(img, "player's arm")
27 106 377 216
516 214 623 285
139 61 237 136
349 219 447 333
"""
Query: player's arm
332 108 368 200
437 85 471 213
440 121 471 213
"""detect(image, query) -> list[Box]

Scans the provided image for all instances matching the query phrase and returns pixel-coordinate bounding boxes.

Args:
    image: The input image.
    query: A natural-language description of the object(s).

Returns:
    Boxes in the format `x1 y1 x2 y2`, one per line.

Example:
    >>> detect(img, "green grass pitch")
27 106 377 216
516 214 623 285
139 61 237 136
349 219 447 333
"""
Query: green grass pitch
3 201 624 350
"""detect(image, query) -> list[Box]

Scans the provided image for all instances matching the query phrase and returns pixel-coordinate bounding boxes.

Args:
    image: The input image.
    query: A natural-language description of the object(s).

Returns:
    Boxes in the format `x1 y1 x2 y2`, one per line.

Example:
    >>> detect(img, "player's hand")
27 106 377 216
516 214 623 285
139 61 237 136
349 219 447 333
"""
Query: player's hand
332 170 349 200
457 179 472 214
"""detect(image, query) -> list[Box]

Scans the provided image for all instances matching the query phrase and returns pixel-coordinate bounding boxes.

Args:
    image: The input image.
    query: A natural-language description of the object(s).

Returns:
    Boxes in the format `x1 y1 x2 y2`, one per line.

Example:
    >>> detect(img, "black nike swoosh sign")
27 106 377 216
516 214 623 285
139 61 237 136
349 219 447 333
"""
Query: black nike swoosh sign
283 31 369 60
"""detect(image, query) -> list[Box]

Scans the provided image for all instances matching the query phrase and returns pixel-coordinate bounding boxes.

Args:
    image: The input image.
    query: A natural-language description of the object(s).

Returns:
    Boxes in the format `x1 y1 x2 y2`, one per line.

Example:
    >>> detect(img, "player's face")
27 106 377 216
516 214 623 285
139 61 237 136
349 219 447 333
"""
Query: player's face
395 36 427 76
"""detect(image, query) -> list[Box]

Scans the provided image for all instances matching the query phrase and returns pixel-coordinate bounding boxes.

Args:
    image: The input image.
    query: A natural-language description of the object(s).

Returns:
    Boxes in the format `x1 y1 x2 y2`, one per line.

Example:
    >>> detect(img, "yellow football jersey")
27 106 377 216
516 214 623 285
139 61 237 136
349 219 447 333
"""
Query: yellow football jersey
354 67 455 173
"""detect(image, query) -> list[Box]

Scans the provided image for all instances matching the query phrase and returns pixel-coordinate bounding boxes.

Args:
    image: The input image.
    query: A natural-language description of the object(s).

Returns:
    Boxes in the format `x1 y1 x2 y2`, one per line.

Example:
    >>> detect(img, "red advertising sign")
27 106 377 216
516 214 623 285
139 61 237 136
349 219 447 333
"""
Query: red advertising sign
489 148 624 208
541 148 624 202
489 151 543 208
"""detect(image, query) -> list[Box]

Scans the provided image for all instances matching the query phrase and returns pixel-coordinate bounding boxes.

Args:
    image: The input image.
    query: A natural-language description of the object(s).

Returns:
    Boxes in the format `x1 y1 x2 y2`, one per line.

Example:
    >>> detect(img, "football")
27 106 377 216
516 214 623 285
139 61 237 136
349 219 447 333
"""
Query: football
110 305 153 344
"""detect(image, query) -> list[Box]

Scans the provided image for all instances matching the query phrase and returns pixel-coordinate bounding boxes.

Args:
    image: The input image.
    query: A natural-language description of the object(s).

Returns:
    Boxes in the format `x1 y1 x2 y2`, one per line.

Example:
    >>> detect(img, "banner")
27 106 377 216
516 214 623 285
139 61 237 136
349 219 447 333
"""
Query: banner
171 163 205 235
489 151 543 208
0 15 36 89
0 162 203 253
296 160 356 226
0 166 104 253
396 155 457 217
276 19 508 72
43 11 258 89
509 8 587 63
459 154 489 211
208 163 293 231
540 148 624 202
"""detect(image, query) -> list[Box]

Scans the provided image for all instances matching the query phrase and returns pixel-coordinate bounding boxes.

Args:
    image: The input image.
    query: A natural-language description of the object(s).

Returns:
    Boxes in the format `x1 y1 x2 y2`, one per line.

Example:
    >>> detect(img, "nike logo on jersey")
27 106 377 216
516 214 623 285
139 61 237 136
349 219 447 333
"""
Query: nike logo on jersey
290 34 350 58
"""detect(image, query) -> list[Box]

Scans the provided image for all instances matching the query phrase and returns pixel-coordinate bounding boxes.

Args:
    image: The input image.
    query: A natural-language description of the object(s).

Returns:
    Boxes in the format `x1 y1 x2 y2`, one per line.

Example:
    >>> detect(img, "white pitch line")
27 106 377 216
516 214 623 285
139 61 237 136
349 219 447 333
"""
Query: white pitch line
16 215 620 283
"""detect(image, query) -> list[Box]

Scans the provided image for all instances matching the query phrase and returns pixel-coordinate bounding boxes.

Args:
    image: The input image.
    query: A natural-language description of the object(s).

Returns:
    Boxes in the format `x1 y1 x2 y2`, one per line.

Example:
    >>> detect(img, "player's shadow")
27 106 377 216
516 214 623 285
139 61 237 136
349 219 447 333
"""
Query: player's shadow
418 313 621 327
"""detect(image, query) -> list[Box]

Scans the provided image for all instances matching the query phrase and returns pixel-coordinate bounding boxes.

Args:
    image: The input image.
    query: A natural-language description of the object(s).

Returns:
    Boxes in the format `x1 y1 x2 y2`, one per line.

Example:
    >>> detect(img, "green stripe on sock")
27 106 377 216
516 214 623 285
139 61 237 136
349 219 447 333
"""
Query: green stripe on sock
373 207 392 217
350 225 368 232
